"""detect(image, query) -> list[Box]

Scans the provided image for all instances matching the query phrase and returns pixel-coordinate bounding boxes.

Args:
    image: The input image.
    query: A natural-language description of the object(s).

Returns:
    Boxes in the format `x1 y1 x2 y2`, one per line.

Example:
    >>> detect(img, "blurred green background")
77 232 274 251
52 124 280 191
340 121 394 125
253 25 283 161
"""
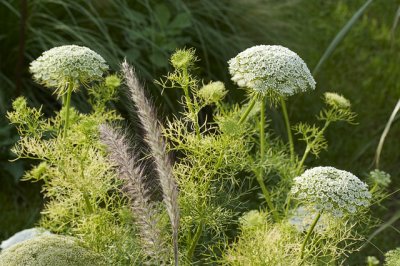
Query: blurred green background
1 0 399 264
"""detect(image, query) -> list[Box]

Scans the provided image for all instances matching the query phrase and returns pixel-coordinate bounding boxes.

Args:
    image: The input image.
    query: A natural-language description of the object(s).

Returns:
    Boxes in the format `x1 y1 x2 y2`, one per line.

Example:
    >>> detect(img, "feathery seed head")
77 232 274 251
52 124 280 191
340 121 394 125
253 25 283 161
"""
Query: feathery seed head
228 45 316 97
324 92 351 109
291 166 371 218
29 45 108 96
198 81 227 104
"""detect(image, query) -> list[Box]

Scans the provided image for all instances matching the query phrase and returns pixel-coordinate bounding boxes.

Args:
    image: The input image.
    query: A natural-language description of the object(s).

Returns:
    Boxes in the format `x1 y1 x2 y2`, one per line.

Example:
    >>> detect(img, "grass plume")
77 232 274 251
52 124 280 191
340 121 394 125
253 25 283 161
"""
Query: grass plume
99 123 167 264
122 61 180 265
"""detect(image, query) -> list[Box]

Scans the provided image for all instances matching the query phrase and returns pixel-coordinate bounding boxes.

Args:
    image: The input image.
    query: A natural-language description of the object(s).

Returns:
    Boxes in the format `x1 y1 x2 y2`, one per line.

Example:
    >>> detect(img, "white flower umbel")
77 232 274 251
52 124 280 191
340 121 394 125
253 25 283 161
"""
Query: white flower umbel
228 45 315 97
30 45 108 138
292 166 371 260
292 166 371 218
30 45 108 96
231 45 316 170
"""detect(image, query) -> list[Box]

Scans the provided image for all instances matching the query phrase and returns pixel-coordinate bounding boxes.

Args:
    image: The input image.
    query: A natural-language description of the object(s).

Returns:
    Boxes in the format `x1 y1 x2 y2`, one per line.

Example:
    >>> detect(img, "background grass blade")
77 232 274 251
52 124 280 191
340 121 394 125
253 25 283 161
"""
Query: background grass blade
374 99 400 169
312 0 374 75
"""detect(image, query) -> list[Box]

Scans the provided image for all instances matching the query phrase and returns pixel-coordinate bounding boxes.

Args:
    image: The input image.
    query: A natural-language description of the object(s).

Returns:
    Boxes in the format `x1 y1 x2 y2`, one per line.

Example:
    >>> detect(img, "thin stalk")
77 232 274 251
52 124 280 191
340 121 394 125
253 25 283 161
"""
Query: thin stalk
300 211 322 260
258 99 278 221
182 67 200 137
187 219 204 260
187 151 224 260
297 121 330 174
238 96 257 124
83 192 93 213
280 97 294 162
63 83 74 138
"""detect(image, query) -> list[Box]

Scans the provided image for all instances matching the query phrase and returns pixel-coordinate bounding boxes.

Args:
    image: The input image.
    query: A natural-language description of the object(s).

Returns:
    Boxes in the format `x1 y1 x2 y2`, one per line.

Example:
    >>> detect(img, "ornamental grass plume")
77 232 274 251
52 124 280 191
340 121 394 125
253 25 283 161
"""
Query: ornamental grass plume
99 124 167 264
122 60 179 265
228 45 316 98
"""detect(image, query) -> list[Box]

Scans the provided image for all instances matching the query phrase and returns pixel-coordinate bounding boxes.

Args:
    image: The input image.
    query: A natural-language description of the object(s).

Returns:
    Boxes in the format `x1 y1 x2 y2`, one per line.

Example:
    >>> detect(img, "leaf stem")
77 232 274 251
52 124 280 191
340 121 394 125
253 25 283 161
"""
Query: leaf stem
239 96 257 124
258 99 278 221
300 211 322 260
182 67 200 138
280 97 294 162
63 83 74 138
297 121 330 174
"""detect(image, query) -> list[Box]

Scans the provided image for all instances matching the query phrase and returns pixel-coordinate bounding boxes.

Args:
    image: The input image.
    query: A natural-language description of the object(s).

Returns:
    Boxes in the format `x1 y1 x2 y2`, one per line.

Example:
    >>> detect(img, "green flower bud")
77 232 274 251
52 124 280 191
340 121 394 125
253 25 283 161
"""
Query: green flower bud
198 81 227 104
324 92 351 109
170 48 197 69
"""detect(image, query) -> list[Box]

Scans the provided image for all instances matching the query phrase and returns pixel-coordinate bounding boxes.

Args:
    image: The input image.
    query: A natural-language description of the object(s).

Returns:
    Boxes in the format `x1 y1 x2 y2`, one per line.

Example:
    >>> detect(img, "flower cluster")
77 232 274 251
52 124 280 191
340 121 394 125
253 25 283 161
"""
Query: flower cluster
288 206 327 233
29 45 108 95
324 92 351 109
198 81 227 104
239 210 266 230
228 45 316 97
368 169 391 187
291 166 371 218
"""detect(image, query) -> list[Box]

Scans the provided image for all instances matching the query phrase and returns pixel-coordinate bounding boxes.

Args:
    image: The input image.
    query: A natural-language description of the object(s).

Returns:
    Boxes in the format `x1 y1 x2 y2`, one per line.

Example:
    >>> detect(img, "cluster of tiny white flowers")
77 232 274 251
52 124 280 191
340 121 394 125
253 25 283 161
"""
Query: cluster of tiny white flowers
228 45 316 97
369 169 391 187
291 166 371 218
324 92 351 109
30 45 108 91
288 206 327 233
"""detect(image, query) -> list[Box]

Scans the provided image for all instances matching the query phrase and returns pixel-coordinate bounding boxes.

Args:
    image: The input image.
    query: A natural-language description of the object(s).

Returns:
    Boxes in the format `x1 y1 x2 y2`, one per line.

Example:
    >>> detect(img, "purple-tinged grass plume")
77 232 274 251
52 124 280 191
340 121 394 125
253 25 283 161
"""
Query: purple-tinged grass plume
122 61 180 265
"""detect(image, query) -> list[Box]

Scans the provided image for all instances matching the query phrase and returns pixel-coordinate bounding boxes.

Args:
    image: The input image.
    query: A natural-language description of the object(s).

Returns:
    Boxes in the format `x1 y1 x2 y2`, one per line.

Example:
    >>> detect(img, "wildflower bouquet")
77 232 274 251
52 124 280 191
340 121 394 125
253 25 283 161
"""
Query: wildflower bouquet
1 44 394 265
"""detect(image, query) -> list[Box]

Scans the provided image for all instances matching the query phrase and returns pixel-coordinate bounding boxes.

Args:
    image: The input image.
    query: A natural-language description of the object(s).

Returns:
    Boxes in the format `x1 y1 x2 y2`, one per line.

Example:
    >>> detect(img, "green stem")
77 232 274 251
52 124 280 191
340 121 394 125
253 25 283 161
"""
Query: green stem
182 67 200 138
63 83 73 138
187 220 204 260
297 121 330 174
300 212 322 260
238 96 257 124
258 99 279 221
280 98 294 162
83 192 93 213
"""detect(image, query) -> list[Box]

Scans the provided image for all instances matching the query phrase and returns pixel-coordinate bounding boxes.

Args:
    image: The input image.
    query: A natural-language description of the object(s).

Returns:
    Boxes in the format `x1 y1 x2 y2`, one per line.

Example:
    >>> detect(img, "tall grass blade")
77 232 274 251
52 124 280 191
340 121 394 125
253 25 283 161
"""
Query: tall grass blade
374 99 400 169
312 0 374 75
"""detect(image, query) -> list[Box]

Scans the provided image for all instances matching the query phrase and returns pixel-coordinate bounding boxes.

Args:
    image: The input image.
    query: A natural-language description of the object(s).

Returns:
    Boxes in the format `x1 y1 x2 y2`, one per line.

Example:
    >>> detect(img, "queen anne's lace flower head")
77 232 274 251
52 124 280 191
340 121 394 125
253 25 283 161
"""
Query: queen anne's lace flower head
29 45 108 96
228 45 316 97
324 92 351 109
291 166 371 218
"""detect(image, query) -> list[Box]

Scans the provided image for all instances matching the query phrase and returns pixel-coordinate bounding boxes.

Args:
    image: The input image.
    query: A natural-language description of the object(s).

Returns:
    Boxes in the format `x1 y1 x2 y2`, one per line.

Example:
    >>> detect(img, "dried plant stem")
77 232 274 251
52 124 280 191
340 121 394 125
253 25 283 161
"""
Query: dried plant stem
122 61 179 266
99 124 167 264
